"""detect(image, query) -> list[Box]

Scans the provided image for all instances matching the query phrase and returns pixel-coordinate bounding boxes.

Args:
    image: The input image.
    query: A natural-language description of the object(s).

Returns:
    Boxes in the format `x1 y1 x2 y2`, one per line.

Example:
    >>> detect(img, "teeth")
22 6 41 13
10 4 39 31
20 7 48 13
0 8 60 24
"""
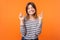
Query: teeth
31 10 34 12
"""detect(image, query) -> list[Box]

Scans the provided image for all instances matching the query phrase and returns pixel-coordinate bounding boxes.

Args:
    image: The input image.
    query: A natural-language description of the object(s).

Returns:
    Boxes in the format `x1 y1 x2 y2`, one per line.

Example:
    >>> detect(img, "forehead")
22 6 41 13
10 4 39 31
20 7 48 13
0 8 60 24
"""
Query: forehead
28 4 33 8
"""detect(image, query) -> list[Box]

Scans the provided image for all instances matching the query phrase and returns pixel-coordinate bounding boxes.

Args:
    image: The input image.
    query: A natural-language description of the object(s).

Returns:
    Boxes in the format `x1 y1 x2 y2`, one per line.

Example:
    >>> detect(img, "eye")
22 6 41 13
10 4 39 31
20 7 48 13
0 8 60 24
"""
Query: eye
32 6 33 8
28 7 30 10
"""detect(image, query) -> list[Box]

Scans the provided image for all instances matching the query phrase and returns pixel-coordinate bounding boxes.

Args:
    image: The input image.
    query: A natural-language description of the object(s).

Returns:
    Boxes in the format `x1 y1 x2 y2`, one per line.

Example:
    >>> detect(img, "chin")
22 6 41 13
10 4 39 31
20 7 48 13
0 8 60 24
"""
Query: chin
29 13 35 15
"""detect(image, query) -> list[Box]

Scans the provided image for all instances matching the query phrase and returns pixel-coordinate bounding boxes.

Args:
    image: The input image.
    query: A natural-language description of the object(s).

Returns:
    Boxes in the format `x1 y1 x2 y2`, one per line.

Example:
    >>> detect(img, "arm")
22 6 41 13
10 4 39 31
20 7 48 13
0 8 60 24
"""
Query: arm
35 19 42 36
19 13 27 37
35 10 43 36
20 25 26 37
20 21 26 37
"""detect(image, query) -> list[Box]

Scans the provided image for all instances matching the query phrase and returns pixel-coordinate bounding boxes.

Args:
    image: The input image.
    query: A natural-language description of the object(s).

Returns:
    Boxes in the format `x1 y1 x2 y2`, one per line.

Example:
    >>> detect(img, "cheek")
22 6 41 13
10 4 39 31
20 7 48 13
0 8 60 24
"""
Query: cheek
34 10 35 12
32 9 35 13
27 9 30 13
27 8 36 14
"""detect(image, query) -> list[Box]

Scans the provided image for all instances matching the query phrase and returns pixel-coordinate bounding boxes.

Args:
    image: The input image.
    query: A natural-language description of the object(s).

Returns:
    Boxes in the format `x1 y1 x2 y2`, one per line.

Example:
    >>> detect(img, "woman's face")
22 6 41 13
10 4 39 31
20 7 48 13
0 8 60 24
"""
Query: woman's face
27 4 35 15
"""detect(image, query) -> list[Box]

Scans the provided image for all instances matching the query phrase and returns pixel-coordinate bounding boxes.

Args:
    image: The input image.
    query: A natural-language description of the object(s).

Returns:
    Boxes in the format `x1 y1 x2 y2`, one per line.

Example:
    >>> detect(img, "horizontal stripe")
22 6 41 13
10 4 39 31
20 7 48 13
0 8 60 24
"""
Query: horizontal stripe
20 18 42 39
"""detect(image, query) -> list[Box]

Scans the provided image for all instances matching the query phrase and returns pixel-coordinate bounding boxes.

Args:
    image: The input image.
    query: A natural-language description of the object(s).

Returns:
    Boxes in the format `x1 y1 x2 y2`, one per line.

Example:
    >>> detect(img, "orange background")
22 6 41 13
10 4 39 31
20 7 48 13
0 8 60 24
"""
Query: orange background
0 0 60 40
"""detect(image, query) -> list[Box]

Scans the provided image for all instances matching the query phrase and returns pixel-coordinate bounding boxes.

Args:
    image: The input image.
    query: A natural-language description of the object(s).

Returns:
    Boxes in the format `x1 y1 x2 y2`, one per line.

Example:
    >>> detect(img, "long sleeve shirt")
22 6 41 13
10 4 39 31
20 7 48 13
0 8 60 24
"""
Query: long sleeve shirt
20 17 42 39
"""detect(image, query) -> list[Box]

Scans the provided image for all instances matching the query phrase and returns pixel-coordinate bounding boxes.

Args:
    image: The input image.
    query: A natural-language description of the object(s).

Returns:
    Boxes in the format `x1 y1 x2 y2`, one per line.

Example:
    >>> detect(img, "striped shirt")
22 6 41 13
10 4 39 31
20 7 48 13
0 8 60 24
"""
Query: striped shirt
20 17 42 39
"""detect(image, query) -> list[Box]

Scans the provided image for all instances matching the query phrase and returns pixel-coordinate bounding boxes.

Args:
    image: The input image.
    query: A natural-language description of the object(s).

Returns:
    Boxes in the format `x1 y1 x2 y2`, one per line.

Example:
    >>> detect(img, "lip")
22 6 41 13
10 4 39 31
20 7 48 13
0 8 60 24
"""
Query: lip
30 10 34 12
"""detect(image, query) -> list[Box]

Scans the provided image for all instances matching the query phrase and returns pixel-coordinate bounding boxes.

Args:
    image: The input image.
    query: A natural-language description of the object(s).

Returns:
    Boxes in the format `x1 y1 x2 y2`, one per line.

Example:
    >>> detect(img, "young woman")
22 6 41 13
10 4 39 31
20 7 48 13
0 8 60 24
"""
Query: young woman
19 2 43 40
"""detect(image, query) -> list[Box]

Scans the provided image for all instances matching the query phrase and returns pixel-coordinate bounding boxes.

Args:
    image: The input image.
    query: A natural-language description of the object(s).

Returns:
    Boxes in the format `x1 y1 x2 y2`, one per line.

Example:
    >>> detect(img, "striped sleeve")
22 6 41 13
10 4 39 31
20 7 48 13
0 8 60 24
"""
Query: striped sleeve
20 25 26 37
35 20 42 36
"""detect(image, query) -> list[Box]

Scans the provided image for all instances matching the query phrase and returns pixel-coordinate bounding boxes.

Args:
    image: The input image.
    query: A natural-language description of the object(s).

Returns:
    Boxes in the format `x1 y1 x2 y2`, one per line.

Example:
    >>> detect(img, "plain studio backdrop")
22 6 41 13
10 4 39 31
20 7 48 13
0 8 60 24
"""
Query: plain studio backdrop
0 0 60 40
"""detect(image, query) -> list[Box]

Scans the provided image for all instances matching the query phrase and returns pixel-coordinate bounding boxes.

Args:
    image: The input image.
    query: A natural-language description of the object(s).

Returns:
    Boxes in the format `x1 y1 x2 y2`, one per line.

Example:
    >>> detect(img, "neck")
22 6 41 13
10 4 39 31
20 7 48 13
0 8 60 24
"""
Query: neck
29 15 35 20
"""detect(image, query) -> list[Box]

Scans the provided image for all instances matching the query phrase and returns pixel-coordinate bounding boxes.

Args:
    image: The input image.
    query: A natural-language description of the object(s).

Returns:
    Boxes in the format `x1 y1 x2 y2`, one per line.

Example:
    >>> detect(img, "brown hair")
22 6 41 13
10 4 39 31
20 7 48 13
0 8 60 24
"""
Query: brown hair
25 2 38 20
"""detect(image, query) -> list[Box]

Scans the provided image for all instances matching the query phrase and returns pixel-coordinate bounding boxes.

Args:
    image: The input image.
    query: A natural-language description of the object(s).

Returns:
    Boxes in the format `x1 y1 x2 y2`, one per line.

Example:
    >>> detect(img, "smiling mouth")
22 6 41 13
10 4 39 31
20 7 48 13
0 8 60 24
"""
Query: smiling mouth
30 10 34 12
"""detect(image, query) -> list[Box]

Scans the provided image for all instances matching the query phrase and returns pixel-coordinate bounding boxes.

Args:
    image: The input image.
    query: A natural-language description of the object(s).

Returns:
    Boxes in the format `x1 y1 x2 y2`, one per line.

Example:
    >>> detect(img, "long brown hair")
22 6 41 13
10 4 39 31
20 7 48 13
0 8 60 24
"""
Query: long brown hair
25 2 38 20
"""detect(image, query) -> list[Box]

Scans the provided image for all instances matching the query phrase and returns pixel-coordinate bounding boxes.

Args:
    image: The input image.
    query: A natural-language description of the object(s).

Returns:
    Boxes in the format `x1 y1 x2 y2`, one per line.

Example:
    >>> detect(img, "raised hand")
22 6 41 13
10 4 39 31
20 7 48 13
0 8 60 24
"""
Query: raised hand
38 10 43 20
19 12 25 25
19 12 25 21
